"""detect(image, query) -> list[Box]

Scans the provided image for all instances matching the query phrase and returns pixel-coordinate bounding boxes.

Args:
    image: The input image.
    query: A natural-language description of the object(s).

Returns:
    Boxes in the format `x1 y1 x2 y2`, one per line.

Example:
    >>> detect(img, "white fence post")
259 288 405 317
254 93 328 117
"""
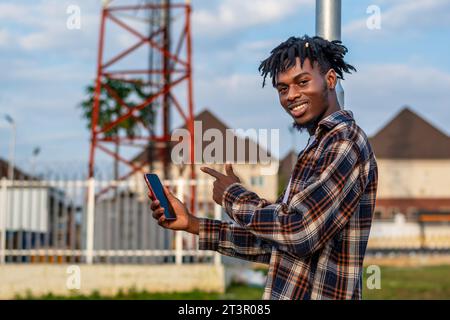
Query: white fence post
86 177 96 264
0 178 8 264
175 178 184 265
214 203 222 266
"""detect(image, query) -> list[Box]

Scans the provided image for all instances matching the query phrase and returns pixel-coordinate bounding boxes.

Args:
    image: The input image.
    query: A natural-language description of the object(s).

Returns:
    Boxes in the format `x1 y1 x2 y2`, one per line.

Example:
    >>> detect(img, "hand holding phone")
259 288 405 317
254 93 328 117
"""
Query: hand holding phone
144 173 177 220
145 173 200 234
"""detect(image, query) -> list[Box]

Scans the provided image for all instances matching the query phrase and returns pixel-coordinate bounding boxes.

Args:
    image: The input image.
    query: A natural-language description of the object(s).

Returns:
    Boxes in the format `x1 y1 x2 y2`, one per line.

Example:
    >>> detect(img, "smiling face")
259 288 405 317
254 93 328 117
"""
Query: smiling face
275 57 338 134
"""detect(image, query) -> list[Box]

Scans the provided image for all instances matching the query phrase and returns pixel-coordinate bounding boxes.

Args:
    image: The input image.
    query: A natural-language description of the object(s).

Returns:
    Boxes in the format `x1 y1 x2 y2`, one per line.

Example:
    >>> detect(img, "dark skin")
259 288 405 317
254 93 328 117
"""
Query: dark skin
149 164 239 235
276 57 341 135
150 57 341 234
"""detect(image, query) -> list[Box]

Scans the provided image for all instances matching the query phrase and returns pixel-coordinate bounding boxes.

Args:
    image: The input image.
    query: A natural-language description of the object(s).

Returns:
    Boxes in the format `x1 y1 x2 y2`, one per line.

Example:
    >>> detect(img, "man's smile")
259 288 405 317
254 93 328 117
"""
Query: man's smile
288 100 309 118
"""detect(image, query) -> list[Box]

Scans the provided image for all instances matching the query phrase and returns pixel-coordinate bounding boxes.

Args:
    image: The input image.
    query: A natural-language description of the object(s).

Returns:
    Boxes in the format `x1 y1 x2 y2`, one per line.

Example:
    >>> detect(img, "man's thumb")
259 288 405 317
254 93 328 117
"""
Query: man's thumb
163 185 174 199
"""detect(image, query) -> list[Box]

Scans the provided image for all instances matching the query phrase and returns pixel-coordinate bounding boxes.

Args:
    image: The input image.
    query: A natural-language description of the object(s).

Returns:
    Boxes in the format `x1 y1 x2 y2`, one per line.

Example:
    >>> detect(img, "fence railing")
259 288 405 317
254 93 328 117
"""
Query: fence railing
2 176 450 265
0 177 222 265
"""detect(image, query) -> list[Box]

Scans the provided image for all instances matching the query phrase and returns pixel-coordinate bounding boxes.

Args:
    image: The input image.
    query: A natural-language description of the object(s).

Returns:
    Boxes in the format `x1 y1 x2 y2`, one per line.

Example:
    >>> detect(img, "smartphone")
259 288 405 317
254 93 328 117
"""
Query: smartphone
144 173 177 220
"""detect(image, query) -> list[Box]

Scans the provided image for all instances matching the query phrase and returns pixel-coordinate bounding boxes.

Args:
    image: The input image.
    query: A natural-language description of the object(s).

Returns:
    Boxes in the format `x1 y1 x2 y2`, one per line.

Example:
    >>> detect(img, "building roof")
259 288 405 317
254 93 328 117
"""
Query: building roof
369 107 450 159
133 109 274 164
0 157 35 180
277 106 450 180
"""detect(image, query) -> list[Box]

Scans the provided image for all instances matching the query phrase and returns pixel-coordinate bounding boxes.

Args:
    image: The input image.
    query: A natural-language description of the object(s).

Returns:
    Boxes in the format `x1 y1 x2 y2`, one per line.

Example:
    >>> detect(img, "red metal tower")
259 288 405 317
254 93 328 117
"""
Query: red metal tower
88 0 195 204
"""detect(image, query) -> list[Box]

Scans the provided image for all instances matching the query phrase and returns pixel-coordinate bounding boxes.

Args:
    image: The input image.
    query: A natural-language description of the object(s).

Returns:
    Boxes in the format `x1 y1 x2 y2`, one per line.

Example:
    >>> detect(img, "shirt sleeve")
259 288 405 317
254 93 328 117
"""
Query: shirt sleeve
198 218 272 264
221 138 366 258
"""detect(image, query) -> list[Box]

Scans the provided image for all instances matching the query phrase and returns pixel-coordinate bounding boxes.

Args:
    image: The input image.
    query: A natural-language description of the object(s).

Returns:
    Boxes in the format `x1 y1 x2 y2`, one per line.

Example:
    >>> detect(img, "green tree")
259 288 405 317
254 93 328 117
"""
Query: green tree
79 78 155 179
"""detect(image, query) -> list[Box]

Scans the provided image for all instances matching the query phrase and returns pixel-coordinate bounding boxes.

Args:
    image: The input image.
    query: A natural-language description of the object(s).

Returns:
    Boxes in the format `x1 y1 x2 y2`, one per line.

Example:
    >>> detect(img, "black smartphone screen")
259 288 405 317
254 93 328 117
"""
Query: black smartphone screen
144 174 177 220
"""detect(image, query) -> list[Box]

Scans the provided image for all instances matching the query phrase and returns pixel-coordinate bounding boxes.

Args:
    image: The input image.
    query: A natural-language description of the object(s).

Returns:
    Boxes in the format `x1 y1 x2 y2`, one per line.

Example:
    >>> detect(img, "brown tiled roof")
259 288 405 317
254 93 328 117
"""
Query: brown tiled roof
278 107 450 182
133 109 274 164
369 107 450 159
0 157 35 180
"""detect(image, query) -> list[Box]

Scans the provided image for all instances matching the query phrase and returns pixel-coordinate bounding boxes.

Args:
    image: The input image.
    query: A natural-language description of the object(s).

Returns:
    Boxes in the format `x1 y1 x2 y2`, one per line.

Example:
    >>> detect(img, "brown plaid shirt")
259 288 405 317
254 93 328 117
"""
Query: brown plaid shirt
198 109 378 300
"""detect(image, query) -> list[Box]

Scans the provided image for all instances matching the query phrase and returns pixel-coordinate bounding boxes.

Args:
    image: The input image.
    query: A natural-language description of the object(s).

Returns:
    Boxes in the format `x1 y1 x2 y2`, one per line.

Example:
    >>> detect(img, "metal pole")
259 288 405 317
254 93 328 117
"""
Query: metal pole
213 203 222 266
175 179 183 265
185 2 196 214
86 177 96 264
89 8 107 178
315 0 341 41
315 0 345 108
9 122 15 180
162 0 172 181
0 178 8 264
31 147 40 178
3 115 16 180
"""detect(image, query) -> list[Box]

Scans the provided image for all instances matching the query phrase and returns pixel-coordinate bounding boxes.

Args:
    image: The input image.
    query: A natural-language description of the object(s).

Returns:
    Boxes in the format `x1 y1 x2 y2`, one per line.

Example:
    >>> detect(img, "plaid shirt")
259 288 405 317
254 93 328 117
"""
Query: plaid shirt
198 110 378 300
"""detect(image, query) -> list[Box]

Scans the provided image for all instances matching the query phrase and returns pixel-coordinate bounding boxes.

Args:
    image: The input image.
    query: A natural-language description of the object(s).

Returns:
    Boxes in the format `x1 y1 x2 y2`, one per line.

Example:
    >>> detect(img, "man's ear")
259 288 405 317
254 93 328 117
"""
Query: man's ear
325 69 337 90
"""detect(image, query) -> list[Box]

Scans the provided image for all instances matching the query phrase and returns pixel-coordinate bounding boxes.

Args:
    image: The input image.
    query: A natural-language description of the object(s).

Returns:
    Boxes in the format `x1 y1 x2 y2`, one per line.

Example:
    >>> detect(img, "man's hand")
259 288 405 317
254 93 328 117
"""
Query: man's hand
200 164 241 205
149 185 199 235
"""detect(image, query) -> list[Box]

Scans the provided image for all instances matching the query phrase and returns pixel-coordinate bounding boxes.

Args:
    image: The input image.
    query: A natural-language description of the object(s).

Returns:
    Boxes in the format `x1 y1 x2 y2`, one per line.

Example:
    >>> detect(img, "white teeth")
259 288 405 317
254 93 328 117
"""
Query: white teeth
292 103 307 111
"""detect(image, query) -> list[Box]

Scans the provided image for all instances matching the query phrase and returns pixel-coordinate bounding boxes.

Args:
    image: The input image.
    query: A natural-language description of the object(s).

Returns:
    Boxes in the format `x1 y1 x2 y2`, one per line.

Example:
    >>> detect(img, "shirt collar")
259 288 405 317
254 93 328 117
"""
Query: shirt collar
314 109 355 137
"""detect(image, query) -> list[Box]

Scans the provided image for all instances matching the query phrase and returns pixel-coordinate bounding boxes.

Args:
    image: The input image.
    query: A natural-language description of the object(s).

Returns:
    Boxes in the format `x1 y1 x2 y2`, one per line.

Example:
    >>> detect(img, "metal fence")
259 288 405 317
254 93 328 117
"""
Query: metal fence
0 177 221 265
2 176 450 265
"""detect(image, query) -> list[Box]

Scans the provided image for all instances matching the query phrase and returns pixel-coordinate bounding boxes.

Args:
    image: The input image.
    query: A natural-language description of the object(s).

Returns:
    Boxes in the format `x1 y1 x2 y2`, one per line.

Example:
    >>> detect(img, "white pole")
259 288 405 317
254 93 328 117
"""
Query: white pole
11 122 15 180
315 0 341 41
86 177 96 264
3 115 16 181
315 0 345 108
30 148 40 178
31 156 36 178
213 203 222 266
0 178 8 264
175 179 184 265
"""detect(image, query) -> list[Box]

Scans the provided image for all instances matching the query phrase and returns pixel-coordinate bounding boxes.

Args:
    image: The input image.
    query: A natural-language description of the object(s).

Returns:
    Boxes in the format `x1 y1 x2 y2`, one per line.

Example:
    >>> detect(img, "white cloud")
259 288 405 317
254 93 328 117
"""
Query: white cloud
345 63 450 135
19 32 55 50
239 39 280 51
0 1 100 52
3 0 450 166
194 62 450 159
2 58 89 84
344 0 450 39
0 3 29 21
0 29 11 47
195 38 280 75
193 0 313 36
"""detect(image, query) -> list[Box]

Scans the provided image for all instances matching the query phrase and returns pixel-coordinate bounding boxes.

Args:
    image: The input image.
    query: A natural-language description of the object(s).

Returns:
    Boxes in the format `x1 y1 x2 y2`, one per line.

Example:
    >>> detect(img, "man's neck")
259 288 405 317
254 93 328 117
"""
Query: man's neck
307 103 341 136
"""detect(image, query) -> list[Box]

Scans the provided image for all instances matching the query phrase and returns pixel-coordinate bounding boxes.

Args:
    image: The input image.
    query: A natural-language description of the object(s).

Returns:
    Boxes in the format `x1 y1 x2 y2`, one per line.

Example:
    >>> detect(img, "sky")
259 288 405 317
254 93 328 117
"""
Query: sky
1 0 450 177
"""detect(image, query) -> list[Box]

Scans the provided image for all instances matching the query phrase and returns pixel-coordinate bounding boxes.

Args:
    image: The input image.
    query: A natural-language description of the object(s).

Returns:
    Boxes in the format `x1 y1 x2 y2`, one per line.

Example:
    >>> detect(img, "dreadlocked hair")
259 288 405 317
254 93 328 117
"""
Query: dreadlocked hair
258 35 357 87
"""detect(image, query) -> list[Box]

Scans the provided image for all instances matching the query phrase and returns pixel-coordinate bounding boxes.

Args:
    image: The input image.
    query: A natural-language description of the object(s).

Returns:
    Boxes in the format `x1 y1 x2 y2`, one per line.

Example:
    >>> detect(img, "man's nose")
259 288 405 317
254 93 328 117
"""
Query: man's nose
287 86 301 102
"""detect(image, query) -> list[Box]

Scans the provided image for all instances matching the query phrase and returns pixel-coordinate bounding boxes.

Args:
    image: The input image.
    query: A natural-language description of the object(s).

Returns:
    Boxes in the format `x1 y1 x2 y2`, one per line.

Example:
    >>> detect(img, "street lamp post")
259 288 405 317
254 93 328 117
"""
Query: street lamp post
3 115 16 181
31 147 41 178
315 0 345 108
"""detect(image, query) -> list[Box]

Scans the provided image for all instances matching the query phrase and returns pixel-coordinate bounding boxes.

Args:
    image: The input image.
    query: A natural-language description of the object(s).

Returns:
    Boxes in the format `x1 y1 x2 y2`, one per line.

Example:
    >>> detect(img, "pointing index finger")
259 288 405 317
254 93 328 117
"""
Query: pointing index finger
200 166 225 179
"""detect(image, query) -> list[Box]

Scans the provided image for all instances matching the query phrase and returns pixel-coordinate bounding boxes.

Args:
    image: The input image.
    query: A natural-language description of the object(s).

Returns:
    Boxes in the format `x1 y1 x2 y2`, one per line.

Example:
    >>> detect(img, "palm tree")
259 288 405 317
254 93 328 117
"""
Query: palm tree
79 78 155 180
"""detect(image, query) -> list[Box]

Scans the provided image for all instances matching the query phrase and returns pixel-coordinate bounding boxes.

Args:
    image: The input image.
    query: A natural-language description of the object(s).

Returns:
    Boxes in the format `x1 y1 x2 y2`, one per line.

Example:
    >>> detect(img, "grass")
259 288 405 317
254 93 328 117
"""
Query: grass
18 282 265 300
17 265 450 300
362 265 450 300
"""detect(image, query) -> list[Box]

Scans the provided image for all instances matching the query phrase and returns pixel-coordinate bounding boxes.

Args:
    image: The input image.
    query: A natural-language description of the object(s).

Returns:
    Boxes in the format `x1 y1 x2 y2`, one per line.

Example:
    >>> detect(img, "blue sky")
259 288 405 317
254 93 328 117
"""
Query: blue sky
1 0 450 176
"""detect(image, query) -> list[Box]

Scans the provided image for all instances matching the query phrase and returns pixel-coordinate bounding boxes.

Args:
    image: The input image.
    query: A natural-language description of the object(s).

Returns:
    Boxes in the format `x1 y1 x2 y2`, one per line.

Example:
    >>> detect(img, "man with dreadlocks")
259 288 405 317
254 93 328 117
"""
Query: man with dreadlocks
149 35 378 300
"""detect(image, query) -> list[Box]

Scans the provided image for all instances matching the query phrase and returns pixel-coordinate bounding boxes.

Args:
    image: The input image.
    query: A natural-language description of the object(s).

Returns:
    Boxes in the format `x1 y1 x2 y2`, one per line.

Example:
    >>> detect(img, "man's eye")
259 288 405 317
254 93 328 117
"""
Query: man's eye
299 80 309 86
278 87 287 93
